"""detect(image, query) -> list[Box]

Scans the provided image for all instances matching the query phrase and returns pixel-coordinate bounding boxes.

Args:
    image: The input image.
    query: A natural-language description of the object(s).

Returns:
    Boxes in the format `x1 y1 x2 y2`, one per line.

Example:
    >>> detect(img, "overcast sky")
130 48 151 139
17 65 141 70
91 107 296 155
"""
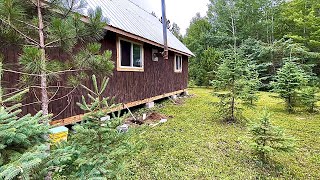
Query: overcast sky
130 0 209 35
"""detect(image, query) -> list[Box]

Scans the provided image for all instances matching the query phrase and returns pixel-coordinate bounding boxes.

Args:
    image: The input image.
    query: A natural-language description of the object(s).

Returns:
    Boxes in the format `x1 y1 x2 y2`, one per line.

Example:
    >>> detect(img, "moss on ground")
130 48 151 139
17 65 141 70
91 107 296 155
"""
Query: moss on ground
122 88 320 179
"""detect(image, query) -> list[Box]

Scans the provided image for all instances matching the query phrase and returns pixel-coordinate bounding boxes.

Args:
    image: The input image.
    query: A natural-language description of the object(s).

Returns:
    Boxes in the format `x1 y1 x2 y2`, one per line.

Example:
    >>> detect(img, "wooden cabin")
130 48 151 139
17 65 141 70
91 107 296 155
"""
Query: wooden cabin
1 0 193 125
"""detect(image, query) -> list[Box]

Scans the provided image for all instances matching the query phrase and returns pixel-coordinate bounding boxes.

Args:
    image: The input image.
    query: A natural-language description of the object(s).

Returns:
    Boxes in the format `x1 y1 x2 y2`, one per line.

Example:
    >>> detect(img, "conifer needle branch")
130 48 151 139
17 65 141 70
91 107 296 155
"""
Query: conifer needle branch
16 20 39 30
46 69 87 76
3 69 41 76
2 88 29 97
45 36 80 47
0 18 40 46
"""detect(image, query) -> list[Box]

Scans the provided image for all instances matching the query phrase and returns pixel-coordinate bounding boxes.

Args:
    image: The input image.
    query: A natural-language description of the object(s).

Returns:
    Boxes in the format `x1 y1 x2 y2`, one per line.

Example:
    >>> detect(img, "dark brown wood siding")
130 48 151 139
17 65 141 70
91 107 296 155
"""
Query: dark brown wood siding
1 31 188 120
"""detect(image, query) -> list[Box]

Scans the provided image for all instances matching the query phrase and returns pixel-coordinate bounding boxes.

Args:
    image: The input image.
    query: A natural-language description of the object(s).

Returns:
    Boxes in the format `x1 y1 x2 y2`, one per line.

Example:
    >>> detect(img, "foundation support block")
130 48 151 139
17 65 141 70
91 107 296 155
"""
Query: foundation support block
145 101 155 109
170 95 178 100
182 90 189 96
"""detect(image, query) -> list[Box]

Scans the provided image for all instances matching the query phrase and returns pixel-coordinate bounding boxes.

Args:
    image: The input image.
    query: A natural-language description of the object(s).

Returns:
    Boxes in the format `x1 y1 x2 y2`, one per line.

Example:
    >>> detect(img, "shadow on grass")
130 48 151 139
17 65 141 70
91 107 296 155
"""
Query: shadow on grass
253 158 297 179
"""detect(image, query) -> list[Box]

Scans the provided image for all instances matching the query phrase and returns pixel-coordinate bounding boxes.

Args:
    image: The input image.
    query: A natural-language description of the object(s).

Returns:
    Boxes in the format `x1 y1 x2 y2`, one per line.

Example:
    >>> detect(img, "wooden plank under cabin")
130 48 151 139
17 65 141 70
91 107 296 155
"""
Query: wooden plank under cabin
50 89 186 126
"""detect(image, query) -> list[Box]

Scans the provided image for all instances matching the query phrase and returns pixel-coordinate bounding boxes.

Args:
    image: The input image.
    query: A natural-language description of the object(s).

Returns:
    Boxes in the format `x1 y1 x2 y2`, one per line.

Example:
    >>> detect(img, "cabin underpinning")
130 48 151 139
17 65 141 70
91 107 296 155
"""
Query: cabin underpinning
170 95 178 100
50 89 187 126
145 102 155 109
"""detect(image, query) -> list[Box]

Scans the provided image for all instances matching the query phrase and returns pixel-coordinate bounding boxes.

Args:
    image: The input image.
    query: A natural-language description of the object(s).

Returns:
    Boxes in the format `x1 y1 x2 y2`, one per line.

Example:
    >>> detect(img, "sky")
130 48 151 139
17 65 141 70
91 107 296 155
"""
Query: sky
130 0 210 35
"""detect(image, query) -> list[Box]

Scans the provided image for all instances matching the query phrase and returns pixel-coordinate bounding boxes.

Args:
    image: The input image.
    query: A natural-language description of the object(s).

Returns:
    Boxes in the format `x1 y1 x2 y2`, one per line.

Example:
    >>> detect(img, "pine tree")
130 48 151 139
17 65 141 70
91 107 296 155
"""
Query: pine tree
249 111 295 162
58 75 132 179
272 60 307 112
212 50 260 122
0 0 114 119
0 62 50 179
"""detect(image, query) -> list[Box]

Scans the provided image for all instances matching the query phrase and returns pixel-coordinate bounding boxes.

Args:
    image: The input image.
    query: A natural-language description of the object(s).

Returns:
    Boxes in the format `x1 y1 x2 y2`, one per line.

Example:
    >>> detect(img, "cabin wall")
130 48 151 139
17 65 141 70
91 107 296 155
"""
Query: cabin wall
1 31 188 120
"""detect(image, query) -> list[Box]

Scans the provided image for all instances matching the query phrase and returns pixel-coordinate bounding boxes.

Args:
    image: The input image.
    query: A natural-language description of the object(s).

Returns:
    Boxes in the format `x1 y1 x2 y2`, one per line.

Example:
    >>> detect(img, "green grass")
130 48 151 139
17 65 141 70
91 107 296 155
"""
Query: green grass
122 88 320 179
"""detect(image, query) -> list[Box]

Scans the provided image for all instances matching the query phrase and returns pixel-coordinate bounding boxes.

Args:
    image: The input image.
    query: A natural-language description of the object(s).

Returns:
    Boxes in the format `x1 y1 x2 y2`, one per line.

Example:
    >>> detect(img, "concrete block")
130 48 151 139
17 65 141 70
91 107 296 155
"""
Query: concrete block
142 113 147 120
183 91 189 96
145 101 155 109
171 95 178 100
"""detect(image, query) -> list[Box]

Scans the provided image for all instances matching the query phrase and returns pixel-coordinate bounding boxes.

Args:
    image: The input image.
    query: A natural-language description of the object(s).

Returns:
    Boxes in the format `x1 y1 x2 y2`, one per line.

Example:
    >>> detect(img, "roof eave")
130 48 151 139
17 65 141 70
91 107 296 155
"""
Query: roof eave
105 25 194 57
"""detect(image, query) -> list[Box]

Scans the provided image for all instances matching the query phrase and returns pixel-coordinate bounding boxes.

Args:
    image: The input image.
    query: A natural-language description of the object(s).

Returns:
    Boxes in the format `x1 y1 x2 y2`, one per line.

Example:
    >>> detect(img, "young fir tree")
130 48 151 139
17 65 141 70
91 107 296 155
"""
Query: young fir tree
0 0 114 120
212 50 260 122
249 111 295 162
272 60 307 113
0 62 50 179
298 86 319 113
59 75 132 179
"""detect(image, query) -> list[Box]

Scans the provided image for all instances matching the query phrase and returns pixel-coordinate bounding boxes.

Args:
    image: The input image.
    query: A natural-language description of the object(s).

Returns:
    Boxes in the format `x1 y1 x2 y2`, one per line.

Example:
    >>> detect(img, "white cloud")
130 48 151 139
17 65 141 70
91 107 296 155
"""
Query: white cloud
130 0 209 35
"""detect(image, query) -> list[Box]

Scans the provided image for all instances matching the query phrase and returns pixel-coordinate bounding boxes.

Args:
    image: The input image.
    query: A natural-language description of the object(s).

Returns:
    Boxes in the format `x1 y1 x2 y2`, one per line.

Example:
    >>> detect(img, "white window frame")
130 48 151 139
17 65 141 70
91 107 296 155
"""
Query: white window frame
117 37 144 72
174 54 183 73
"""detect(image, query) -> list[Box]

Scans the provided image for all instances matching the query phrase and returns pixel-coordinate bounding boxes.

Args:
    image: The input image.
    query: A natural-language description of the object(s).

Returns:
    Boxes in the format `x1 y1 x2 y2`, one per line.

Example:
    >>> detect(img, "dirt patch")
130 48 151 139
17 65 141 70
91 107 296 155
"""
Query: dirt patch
144 112 167 125
125 112 169 126
174 98 185 105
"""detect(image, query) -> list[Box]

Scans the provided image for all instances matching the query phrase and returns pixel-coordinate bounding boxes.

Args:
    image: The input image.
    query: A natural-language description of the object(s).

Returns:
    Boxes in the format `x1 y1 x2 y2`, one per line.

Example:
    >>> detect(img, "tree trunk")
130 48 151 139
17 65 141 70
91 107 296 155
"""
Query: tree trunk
37 2 51 179
37 0 49 118
231 93 235 121
231 15 236 52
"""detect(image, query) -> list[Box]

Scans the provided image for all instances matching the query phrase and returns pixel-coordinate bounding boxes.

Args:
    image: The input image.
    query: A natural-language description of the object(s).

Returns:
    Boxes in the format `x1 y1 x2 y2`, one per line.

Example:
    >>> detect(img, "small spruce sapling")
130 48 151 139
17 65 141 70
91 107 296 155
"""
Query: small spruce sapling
61 75 132 179
298 86 319 112
212 50 260 122
0 62 50 179
249 111 295 162
272 60 307 113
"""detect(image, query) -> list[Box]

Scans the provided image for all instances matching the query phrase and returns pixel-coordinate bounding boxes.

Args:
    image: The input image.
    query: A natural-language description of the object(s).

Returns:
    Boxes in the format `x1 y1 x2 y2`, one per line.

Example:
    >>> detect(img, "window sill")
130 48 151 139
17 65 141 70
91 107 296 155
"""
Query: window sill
117 67 144 72
174 70 182 73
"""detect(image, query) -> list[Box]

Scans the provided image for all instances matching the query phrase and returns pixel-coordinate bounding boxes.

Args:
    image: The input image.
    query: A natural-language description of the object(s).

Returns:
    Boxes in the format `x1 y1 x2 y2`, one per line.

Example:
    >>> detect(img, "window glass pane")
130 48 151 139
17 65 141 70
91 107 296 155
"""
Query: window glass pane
133 44 142 67
120 40 131 67
175 56 182 71
175 56 179 70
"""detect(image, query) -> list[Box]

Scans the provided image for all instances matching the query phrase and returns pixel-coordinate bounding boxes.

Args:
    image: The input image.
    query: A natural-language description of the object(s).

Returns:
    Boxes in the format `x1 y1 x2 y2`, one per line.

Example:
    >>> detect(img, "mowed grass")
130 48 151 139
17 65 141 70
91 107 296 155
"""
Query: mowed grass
122 88 320 179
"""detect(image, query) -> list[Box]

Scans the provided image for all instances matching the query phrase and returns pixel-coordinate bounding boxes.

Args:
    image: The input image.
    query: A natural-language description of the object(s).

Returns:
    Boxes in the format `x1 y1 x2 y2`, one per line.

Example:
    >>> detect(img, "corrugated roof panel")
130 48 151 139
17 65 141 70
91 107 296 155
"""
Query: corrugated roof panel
84 0 194 56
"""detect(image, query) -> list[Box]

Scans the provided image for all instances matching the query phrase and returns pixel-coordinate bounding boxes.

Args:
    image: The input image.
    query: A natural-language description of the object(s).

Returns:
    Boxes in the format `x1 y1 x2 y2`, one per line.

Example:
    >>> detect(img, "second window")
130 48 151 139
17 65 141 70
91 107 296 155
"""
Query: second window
174 55 183 73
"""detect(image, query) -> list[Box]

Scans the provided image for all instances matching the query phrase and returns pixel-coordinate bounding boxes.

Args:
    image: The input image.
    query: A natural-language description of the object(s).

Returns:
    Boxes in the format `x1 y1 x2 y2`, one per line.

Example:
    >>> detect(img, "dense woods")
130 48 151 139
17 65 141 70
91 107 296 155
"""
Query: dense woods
185 0 320 89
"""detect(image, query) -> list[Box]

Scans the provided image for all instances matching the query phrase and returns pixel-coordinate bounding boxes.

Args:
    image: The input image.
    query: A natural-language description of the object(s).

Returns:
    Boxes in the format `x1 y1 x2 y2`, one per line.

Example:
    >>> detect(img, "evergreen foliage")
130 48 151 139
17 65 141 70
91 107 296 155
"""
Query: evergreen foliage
185 0 320 87
57 75 132 179
0 0 114 116
212 50 260 122
272 61 308 112
0 62 50 179
249 111 295 162
298 86 319 112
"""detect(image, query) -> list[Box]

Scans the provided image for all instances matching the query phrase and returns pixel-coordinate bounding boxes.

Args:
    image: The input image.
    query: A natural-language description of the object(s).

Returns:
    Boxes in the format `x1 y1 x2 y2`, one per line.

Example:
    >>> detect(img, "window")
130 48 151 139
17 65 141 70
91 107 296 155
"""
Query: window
174 55 182 73
118 38 144 72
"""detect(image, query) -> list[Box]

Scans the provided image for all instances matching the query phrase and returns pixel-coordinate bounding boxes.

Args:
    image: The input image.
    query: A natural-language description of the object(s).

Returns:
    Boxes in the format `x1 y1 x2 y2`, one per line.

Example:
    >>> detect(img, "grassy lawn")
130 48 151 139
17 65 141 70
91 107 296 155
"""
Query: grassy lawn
122 88 320 179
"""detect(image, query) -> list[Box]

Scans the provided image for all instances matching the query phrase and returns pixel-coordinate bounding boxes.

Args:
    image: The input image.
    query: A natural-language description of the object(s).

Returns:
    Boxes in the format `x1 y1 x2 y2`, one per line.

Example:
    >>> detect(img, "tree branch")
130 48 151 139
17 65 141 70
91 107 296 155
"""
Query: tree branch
3 88 29 97
16 19 39 30
0 18 40 46
46 69 88 76
3 69 41 76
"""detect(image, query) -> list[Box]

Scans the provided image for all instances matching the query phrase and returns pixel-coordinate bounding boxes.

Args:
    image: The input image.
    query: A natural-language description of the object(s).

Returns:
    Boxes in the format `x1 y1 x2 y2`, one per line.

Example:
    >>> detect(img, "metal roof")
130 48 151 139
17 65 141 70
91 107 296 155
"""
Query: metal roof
84 0 194 56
